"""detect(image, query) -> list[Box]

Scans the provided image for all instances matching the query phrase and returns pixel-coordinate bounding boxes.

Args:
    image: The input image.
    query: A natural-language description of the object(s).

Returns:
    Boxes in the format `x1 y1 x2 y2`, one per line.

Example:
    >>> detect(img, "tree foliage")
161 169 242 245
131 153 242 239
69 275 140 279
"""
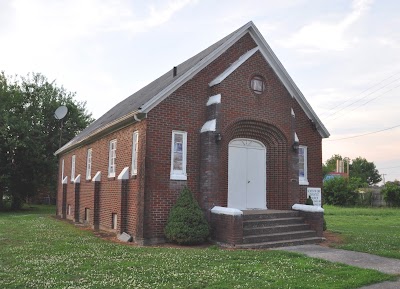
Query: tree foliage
0 72 93 210
323 154 343 177
164 187 209 245
382 181 400 207
349 157 381 186
323 177 364 206
323 155 381 186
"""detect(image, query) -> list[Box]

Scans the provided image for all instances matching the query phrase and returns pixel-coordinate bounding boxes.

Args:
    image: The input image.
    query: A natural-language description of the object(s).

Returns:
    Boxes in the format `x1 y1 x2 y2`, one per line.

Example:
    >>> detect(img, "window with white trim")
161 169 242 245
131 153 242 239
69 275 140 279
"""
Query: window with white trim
71 155 76 182
170 131 187 180
112 213 118 230
299 146 309 185
108 140 117 177
85 208 90 222
61 159 65 181
250 75 266 94
86 148 92 180
131 131 139 176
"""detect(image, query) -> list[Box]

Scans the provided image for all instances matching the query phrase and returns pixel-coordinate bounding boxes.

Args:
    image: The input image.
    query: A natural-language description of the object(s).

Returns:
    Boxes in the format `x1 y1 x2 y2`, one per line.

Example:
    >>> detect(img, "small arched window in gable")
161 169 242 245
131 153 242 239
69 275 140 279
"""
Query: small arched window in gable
250 75 266 94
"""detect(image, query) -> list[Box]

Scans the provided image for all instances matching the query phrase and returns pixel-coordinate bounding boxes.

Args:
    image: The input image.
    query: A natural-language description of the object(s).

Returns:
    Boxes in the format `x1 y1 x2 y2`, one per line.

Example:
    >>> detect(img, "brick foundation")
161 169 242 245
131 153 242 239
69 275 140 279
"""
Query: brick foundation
211 213 243 246
295 210 324 237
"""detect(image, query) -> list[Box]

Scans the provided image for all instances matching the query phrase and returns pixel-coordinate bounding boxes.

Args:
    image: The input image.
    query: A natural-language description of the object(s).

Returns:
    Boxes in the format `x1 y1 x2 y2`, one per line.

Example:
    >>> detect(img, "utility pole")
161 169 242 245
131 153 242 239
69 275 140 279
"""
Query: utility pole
382 174 386 185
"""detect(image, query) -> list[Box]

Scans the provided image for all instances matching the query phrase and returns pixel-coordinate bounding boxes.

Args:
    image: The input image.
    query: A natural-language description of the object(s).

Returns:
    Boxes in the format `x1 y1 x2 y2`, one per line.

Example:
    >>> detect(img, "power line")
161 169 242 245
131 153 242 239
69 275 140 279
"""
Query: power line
327 83 400 122
319 71 400 117
378 165 400 170
323 76 400 120
325 123 400 141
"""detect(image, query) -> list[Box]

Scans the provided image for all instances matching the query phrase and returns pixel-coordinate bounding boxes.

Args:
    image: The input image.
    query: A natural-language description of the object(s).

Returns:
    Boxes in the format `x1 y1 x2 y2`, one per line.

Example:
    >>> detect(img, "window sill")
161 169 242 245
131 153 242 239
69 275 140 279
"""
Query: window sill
299 180 309 186
170 174 187 181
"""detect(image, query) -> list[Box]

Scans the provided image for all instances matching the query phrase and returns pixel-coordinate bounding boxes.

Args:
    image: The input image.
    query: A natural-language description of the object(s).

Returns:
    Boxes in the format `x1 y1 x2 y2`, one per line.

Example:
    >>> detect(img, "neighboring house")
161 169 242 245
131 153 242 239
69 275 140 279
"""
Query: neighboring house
55 21 329 247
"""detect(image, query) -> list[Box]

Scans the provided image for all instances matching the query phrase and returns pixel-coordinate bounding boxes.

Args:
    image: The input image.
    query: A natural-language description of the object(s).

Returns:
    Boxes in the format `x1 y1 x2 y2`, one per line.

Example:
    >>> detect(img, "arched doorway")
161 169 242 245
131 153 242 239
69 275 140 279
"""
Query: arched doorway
228 138 266 209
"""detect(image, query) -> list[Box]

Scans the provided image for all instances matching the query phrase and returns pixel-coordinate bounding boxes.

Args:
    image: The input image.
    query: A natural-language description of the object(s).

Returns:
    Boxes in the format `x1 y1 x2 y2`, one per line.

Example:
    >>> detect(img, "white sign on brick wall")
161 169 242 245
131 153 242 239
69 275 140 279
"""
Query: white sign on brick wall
307 187 322 207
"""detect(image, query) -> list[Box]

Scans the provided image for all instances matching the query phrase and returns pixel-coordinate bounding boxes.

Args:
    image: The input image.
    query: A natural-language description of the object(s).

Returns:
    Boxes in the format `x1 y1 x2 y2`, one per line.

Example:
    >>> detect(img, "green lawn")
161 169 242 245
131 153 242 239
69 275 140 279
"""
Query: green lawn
0 206 394 289
324 205 400 259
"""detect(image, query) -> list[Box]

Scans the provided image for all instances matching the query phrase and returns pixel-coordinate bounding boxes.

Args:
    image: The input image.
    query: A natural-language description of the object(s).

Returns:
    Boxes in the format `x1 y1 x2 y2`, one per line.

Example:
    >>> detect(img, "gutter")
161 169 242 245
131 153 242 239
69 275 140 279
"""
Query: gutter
54 111 147 156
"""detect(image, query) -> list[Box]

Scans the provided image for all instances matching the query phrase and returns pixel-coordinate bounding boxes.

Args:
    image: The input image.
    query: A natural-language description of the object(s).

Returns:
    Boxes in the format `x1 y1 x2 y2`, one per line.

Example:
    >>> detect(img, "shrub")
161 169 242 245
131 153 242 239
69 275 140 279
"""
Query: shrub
305 196 314 205
355 189 373 207
382 181 400 207
323 177 363 206
164 187 209 245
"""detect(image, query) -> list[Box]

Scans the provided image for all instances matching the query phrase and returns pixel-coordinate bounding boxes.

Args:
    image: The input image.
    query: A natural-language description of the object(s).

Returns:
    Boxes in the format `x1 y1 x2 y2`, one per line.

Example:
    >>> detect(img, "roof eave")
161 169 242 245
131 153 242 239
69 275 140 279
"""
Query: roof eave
139 22 254 114
248 25 330 138
54 111 146 156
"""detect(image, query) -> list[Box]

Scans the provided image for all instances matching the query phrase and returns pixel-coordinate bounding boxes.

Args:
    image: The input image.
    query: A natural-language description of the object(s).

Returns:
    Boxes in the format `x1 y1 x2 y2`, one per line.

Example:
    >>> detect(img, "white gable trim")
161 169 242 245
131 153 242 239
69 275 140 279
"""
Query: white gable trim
138 23 253 113
87 21 328 140
247 25 329 138
201 119 216 133
209 47 259 87
206 94 221 106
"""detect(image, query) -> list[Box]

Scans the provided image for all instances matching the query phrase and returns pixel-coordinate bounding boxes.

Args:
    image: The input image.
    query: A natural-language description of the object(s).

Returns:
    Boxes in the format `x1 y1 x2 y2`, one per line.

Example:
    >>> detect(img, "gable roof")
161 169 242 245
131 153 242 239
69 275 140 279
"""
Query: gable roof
55 21 329 156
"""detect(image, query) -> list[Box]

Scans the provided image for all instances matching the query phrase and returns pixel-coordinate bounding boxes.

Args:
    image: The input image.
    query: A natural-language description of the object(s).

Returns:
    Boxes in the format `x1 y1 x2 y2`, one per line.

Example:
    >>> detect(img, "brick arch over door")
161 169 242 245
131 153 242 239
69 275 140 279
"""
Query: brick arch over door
219 119 289 210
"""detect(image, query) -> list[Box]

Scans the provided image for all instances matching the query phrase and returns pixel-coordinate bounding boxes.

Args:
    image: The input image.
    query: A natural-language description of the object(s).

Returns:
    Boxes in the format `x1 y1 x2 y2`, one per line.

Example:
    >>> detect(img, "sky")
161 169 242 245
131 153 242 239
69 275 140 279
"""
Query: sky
1 0 399 183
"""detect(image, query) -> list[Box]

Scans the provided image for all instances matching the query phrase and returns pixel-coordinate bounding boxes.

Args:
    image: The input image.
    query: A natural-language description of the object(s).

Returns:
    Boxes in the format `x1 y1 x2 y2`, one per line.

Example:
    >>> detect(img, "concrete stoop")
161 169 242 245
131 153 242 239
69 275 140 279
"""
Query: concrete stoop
236 211 324 249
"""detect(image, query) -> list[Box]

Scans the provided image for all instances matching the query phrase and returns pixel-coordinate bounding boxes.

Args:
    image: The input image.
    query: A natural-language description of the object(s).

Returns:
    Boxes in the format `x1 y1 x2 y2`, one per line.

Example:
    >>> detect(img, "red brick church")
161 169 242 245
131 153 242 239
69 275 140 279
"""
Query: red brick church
56 21 329 248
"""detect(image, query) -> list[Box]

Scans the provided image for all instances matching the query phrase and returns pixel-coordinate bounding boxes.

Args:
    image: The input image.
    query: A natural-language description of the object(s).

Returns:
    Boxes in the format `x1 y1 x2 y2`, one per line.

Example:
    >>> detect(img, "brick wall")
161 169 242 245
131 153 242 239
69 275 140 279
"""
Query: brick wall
211 213 243 246
57 120 147 240
296 210 324 237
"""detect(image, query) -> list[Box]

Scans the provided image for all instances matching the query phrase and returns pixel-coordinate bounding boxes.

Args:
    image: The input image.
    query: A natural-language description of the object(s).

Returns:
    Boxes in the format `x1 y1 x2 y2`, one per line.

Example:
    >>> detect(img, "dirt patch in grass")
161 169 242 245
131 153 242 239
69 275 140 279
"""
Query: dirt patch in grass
53 215 211 248
321 230 345 247
54 215 346 250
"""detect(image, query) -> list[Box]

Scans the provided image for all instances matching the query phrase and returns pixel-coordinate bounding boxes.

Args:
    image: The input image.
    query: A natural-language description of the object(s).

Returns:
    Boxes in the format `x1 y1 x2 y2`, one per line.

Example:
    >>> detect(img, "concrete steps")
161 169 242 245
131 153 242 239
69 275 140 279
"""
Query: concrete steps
236 237 323 249
239 210 323 249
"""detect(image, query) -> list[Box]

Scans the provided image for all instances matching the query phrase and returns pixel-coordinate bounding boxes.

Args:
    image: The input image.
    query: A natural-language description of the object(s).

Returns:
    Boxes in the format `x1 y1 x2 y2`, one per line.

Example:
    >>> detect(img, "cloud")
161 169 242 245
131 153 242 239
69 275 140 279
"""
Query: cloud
107 0 198 34
280 0 373 52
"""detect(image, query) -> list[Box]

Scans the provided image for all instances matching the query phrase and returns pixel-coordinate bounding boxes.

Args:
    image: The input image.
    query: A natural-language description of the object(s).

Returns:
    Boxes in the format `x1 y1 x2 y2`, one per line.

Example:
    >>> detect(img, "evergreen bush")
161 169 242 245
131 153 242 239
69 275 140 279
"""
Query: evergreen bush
164 187 209 245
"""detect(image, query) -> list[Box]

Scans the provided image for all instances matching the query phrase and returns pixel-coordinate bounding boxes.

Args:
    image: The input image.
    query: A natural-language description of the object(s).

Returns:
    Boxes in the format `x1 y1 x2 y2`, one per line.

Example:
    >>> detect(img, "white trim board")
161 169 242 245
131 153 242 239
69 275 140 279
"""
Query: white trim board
209 47 259 87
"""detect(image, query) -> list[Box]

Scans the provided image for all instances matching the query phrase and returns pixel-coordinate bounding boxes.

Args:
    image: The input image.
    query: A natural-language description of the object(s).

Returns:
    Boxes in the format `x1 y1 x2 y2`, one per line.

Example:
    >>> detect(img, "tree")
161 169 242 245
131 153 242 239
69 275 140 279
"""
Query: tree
382 181 400 207
164 187 209 245
323 177 364 206
0 72 93 210
349 157 381 186
323 154 343 177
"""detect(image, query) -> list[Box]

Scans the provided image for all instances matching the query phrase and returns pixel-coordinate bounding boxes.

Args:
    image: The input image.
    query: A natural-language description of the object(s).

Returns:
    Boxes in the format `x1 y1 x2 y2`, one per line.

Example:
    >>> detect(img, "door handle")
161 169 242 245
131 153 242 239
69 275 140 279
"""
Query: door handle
248 180 250 183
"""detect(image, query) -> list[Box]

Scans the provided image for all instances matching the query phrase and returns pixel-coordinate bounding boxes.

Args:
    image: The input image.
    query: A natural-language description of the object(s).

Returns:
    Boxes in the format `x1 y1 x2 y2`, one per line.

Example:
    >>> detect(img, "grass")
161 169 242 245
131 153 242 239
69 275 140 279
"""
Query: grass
324 205 400 259
0 205 394 289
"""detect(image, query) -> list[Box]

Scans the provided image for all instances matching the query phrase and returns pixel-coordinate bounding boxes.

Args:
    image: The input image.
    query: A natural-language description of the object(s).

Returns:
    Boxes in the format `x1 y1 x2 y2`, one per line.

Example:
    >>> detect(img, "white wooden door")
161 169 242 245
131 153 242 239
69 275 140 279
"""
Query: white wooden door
228 139 266 209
